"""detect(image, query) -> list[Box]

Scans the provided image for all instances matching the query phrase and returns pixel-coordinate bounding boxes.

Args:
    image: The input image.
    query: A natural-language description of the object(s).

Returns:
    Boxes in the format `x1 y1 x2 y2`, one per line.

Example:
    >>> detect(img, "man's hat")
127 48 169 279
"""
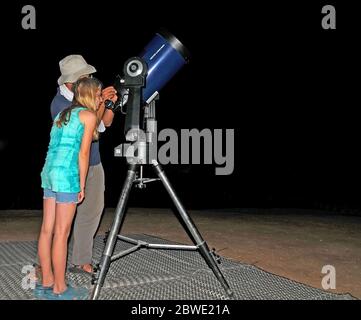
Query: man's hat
57 55 96 85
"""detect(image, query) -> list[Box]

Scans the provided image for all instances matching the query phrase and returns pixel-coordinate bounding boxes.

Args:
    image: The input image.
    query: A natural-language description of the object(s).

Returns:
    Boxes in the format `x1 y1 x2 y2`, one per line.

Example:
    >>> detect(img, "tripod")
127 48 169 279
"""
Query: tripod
90 100 233 300
91 56 233 299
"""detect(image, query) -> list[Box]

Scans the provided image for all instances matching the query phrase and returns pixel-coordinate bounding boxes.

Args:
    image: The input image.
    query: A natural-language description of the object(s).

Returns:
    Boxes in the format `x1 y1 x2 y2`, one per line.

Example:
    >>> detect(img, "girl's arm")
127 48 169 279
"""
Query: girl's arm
78 110 97 200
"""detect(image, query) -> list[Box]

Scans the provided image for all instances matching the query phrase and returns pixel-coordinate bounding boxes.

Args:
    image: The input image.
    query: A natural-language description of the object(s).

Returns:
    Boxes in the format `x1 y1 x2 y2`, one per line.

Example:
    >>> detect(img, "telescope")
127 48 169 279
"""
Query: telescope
108 29 190 108
105 29 191 164
91 30 233 300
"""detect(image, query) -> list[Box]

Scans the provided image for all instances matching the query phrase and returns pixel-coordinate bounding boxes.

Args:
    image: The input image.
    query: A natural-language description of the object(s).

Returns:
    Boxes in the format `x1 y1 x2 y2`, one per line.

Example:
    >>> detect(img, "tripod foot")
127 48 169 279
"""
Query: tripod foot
90 255 111 300
198 242 233 297
226 289 234 297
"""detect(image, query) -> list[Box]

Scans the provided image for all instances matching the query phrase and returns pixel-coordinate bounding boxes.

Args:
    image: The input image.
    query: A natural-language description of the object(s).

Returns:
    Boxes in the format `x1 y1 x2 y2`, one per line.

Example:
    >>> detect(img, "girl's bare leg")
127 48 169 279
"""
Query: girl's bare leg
52 203 77 294
38 198 56 287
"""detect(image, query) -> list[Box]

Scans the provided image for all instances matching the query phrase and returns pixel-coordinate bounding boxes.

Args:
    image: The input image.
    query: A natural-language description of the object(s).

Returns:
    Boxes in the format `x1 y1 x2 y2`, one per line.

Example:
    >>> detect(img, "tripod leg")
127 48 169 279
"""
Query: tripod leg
91 164 138 300
152 162 233 297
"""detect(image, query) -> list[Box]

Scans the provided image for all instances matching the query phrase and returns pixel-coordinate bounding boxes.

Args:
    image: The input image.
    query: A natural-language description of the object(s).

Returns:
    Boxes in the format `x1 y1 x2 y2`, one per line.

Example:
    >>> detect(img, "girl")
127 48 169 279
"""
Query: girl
36 77 102 300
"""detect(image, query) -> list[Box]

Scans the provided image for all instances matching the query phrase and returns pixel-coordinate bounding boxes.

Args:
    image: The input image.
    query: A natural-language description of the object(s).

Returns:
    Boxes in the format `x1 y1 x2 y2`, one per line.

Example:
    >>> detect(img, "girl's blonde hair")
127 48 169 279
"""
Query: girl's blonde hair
55 77 102 140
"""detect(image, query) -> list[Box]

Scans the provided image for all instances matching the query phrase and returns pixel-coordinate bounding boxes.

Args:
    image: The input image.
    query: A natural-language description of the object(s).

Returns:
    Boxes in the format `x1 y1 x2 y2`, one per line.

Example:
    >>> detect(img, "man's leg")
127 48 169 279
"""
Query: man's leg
71 163 105 269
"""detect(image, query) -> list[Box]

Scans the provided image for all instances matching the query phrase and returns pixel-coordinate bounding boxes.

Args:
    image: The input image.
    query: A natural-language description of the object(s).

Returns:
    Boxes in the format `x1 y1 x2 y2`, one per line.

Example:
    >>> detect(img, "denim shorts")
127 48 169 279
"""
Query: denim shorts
43 189 78 204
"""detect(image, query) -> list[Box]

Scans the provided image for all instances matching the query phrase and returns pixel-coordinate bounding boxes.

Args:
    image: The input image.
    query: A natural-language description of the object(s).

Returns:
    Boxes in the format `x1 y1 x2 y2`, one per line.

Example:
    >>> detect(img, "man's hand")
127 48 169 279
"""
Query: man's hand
102 86 117 104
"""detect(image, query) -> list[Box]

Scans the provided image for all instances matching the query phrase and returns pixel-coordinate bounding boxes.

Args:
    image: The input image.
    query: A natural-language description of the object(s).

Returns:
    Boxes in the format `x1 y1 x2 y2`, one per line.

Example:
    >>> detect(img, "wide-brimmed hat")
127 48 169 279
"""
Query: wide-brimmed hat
57 55 96 85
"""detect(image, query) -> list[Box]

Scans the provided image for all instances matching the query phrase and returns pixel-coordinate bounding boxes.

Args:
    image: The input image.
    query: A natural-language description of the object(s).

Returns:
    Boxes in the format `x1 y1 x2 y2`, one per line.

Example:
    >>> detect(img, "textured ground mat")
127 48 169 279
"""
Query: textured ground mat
0 234 355 300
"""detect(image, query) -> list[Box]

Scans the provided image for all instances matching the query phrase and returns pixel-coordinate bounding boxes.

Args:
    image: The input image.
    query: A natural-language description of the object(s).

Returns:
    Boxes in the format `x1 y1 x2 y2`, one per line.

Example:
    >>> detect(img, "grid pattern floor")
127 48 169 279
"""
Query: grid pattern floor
0 234 355 300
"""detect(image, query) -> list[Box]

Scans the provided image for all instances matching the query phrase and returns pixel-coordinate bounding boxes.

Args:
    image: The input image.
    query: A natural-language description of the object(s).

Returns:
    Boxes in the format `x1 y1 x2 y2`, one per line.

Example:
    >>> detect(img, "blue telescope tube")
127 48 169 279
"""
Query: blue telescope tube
141 29 190 103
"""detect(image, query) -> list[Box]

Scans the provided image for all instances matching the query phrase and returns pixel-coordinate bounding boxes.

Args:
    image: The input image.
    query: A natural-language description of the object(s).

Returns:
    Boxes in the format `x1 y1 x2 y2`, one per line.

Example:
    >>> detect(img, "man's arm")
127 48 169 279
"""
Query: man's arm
96 102 113 130
102 109 115 127
96 99 106 123
100 86 117 127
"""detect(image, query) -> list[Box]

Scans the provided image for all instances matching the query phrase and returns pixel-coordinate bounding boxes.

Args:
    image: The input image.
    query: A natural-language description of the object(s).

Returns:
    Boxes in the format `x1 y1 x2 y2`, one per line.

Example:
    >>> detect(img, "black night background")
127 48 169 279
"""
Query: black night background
0 1 359 214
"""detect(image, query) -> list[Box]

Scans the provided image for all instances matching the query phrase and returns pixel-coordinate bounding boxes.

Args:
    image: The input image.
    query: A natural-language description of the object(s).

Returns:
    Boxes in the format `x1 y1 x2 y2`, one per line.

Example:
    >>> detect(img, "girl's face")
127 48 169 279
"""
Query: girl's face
95 88 103 110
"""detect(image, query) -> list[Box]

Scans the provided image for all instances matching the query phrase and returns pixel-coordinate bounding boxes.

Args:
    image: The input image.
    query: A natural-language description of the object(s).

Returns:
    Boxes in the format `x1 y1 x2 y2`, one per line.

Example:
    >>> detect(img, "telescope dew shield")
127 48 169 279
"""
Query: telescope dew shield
141 29 190 103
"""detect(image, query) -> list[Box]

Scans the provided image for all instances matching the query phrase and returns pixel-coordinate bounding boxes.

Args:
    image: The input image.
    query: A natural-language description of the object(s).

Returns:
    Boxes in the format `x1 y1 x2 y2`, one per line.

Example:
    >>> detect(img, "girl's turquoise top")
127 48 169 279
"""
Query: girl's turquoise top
41 106 86 193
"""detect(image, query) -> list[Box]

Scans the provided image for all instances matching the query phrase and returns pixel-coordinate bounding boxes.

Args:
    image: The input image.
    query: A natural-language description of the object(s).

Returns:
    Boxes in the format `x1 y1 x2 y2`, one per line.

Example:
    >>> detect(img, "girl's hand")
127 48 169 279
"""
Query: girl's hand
78 189 85 203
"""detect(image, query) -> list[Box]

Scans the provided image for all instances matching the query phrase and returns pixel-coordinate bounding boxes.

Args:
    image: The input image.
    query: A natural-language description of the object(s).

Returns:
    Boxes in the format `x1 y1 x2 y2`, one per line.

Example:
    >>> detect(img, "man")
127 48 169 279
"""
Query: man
51 54 117 274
